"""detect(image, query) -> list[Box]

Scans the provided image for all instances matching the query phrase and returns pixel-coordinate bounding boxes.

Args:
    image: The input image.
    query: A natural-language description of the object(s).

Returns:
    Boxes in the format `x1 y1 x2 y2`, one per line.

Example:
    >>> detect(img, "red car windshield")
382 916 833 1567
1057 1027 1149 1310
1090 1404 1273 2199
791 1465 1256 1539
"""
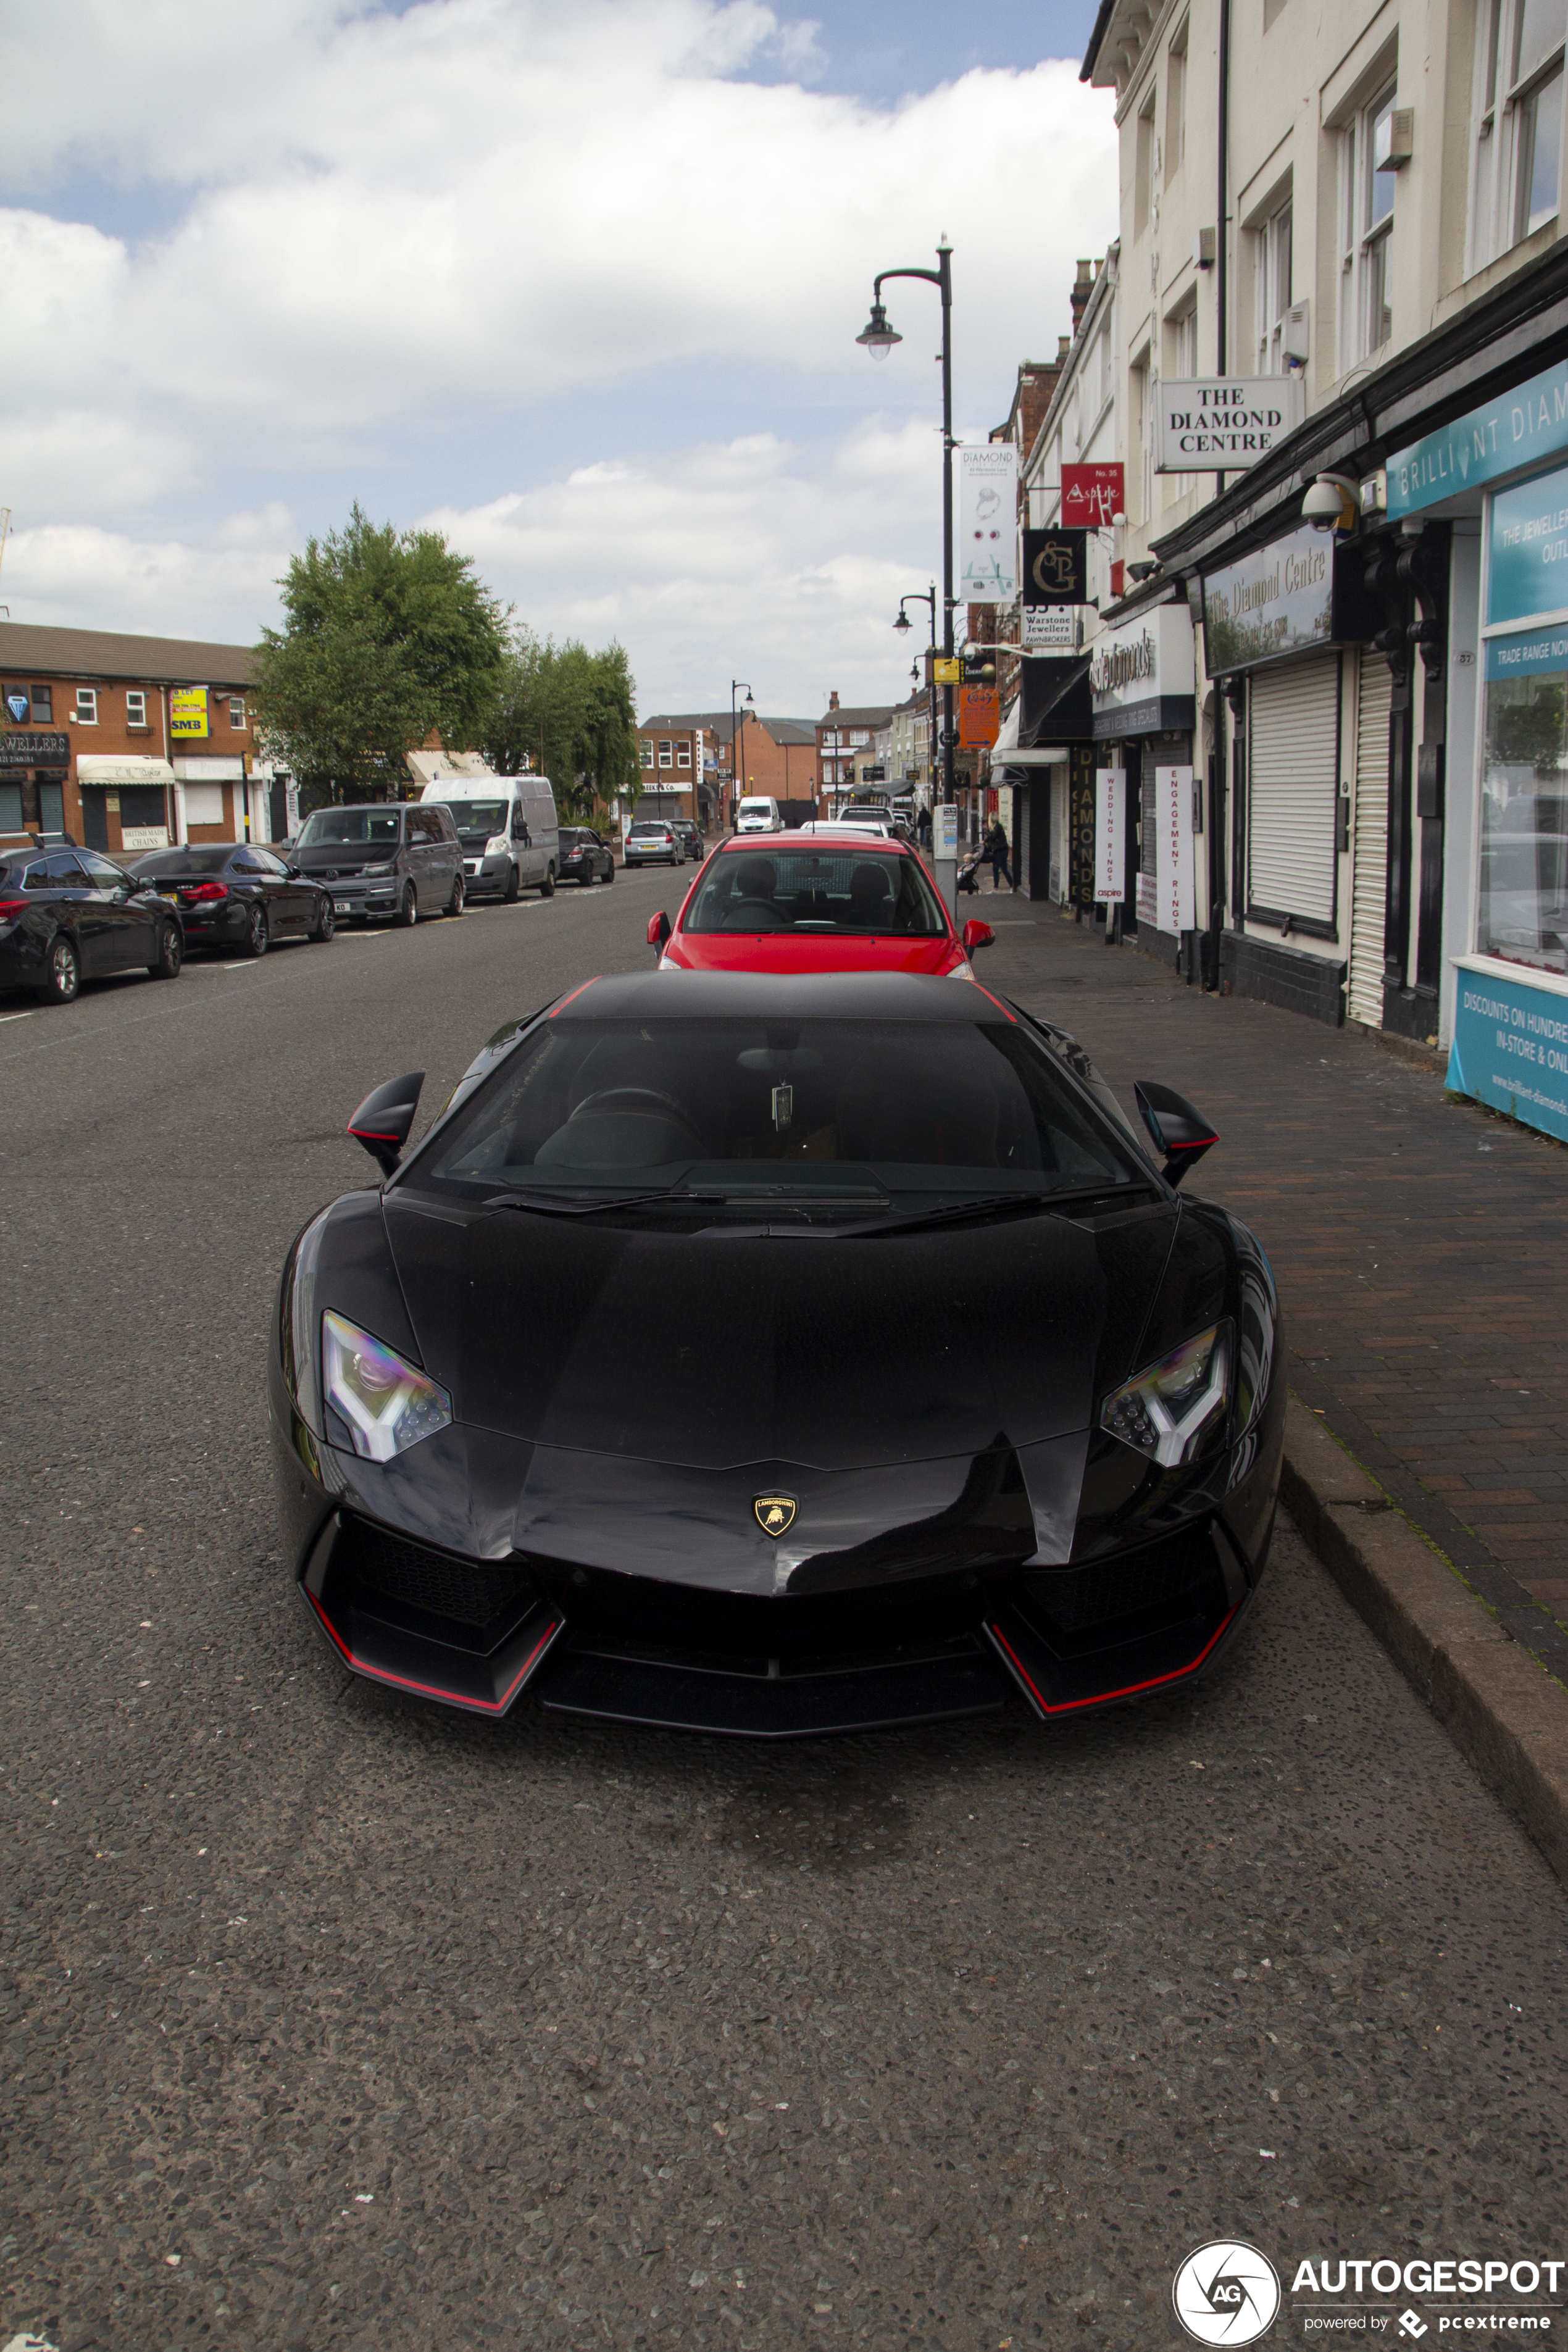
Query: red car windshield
684 847 946 938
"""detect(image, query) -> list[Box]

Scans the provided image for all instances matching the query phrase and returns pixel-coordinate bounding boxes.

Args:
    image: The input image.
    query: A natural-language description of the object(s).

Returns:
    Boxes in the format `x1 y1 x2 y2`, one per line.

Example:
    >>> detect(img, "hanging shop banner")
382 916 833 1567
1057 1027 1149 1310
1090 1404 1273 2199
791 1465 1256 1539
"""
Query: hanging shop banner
1201 525 1333 672
170 686 209 740
1093 768 1125 904
957 685 1000 748
1154 764 1196 934
958 446 1019 603
1023 528 1087 605
1061 464 1124 528
1023 606 1078 648
1155 378 1305 473
1387 352 1568 520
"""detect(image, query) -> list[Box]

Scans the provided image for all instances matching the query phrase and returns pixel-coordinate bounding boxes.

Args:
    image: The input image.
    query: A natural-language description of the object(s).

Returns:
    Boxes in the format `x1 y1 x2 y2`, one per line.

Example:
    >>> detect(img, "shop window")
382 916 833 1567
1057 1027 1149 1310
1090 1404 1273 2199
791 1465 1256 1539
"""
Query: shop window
228 697 246 730
30 685 52 722
0 783 22 833
126 690 148 728
1339 85 1396 364
1254 199 1294 372
74 686 98 725
1471 0 1566 265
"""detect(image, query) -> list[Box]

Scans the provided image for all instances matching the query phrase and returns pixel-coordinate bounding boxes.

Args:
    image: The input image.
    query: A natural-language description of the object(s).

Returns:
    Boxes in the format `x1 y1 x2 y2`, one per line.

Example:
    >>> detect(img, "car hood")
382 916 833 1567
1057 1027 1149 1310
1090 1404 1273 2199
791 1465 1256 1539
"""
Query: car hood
381 1190 1178 1474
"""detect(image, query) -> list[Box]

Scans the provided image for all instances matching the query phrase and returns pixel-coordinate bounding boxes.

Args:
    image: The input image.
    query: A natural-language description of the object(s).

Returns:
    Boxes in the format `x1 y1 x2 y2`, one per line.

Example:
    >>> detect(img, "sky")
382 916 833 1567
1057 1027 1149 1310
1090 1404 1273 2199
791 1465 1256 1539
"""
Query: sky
0 0 1116 719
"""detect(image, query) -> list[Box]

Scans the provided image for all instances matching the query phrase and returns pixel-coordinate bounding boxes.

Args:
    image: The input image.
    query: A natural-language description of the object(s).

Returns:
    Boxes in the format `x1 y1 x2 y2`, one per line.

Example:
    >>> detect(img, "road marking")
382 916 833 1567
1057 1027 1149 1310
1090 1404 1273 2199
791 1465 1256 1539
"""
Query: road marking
0 1009 36 1024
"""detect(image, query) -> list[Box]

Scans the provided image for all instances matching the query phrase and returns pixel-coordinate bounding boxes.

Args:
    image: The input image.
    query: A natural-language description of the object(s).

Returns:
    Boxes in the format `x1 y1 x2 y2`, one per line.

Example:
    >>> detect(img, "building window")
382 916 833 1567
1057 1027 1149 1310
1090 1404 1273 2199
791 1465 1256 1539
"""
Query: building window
1340 86 1396 364
658 740 673 769
1165 299 1198 380
74 687 98 725
640 740 654 769
125 690 148 728
1130 347 1152 524
228 697 246 730
1472 0 1566 264
1135 83 1157 236
1255 199 1294 371
1166 19 1187 180
850 728 870 748
30 685 52 722
677 744 691 768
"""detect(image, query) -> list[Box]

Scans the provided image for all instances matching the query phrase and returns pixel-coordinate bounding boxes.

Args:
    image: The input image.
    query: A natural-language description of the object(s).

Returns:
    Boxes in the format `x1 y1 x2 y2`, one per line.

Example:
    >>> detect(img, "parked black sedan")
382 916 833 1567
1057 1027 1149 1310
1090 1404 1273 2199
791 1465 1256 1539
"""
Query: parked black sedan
558 827 615 886
272 970 1283 1738
132 842 335 957
0 843 183 1004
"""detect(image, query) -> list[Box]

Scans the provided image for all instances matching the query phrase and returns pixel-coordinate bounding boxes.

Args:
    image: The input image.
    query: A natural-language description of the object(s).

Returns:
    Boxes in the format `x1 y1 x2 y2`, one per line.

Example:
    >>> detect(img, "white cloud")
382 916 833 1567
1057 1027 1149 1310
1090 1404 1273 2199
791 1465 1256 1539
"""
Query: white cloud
0 0 1117 714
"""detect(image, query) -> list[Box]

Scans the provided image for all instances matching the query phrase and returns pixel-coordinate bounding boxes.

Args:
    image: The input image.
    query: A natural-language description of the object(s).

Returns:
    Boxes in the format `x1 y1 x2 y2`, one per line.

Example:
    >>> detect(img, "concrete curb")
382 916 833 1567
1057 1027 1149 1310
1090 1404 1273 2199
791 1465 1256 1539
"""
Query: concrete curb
1282 1395 1568 1892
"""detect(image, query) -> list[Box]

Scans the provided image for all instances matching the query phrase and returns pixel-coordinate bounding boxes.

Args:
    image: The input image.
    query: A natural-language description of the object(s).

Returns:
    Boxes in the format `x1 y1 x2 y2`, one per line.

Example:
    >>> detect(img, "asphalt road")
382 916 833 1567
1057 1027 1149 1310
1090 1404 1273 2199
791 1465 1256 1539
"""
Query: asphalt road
2 868 1566 2352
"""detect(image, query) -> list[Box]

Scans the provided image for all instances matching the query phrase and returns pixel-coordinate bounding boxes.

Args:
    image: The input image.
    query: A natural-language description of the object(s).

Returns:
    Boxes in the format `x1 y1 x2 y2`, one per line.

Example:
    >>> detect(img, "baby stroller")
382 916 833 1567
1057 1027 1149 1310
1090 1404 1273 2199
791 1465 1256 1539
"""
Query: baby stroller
956 846 983 894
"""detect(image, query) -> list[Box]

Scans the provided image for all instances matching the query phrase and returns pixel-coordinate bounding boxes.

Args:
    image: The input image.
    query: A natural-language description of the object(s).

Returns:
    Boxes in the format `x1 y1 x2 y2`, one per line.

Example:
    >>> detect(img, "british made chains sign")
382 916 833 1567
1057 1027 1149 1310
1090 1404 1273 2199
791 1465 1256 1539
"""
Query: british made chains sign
1156 378 1305 473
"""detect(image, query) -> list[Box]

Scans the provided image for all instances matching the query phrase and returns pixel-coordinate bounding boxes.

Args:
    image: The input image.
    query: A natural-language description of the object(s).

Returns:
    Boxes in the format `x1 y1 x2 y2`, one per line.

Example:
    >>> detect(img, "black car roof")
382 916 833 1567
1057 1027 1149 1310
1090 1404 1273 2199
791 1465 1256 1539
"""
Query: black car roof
553 971 1013 1025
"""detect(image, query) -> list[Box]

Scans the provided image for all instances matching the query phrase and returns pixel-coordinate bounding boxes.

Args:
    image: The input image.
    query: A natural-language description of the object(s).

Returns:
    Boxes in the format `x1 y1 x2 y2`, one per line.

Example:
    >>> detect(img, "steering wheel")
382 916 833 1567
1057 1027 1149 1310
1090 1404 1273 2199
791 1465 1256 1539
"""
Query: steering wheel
722 899 788 931
569 1086 695 1124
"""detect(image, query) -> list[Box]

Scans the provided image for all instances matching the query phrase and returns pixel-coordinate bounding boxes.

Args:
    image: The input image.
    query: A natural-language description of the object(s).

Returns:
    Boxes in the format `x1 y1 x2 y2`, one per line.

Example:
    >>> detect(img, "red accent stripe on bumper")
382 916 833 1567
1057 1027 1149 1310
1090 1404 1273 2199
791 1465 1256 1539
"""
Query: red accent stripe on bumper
986 1608 1236 1716
306 1588 562 1715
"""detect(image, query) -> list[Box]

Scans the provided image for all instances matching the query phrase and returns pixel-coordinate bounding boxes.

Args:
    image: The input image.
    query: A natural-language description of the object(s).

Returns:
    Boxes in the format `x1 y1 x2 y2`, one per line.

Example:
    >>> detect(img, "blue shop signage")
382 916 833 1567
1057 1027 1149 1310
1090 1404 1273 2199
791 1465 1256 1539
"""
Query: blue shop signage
1487 462 1568 623
1387 355 1568 519
1447 961 1568 1145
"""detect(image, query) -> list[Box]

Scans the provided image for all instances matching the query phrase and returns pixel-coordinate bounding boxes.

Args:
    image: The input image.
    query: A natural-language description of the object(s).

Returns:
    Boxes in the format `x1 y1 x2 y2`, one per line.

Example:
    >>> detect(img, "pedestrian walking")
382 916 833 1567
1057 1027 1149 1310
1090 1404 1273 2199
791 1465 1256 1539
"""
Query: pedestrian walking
916 803 932 851
983 817 1015 892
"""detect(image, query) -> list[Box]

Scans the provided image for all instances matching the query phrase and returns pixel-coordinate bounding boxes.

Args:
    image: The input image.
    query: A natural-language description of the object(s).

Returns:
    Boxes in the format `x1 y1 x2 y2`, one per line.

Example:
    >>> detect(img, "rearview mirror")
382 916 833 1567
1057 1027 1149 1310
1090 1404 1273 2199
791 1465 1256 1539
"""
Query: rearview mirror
1133 1080 1218 1184
346 1070 425 1178
648 911 671 953
962 919 995 952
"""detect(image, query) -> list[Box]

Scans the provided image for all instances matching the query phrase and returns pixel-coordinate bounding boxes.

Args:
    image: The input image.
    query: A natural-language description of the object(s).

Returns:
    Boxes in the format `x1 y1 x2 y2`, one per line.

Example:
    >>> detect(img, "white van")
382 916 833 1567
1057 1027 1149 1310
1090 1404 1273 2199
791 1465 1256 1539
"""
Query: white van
420 775 561 899
735 795 783 835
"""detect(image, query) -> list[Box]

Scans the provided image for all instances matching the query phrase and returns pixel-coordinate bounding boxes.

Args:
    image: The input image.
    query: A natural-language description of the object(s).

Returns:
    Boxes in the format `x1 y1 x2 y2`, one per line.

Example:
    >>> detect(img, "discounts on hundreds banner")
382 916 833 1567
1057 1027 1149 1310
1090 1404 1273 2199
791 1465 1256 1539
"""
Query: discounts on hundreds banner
958 445 1019 602
1154 764 1195 935
1093 768 1125 904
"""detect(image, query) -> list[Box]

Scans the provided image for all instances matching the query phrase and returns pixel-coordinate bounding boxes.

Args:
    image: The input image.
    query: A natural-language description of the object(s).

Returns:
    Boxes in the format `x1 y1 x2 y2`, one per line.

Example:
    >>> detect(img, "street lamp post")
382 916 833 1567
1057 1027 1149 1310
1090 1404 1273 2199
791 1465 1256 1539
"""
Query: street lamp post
729 680 754 832
857 241 955 808
893 584 937 806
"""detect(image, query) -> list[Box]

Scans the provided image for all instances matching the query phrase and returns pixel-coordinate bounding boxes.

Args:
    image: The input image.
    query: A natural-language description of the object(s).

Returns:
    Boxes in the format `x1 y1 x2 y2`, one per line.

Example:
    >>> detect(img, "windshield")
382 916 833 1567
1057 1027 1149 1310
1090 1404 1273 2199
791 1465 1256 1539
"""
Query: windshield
135 846 235 875
630 822 670 837
297 807 402 848
683 847 946 938
409 1015 1143 1219
439 799 508 833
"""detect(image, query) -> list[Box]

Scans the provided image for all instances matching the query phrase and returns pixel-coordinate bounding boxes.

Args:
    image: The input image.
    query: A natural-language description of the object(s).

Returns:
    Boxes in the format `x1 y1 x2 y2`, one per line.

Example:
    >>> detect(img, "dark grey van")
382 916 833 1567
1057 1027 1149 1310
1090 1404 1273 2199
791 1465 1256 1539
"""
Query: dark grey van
291 801 464 926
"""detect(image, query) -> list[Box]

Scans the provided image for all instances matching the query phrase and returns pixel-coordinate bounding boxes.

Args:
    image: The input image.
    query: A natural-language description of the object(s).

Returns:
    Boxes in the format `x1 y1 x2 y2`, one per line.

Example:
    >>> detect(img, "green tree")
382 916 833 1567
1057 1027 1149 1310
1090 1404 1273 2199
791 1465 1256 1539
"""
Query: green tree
483 633 641 819
251 504 508 799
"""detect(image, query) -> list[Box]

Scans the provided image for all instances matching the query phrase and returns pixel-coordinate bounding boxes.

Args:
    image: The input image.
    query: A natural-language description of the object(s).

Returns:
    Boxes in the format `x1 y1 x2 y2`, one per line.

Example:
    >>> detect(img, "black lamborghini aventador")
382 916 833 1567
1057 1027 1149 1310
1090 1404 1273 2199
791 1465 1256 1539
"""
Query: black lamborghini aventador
269 970 1283 1736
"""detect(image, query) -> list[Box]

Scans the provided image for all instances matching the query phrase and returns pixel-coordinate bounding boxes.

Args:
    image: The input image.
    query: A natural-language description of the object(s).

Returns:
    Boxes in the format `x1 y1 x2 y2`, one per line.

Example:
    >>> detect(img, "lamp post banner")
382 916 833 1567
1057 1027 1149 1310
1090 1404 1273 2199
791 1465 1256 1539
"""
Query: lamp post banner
1154 764 1196 934
959 446 1019 602
1094 768 1125 904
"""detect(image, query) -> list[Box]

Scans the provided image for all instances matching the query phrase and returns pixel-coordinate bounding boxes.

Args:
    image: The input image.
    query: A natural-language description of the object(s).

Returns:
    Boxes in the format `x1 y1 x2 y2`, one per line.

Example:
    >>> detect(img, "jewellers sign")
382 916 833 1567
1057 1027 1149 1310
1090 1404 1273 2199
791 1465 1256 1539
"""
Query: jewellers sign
1201 522 1369 674
1156 377 1305 473
1088 603 1196 740
0 730 70 769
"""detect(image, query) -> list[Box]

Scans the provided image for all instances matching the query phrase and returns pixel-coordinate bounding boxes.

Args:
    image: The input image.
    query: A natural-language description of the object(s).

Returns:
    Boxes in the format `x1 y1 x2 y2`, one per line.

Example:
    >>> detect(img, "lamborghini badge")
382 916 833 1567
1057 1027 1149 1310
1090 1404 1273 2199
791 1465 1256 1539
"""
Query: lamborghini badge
753 1495 798 1538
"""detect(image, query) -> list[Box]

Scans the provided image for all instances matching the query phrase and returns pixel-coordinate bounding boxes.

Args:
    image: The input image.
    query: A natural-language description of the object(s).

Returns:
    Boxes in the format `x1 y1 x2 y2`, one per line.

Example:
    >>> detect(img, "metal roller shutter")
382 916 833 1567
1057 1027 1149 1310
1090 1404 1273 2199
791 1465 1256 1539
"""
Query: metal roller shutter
1348 651 1391 1028
1248 654 1340 925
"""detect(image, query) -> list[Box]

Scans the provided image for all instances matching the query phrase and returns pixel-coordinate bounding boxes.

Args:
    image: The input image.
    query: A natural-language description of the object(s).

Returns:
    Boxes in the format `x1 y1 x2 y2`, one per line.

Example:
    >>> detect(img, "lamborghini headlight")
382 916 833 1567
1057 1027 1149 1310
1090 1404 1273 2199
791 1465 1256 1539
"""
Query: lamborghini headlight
322 1310 452 1461
1099 1323 1230 1469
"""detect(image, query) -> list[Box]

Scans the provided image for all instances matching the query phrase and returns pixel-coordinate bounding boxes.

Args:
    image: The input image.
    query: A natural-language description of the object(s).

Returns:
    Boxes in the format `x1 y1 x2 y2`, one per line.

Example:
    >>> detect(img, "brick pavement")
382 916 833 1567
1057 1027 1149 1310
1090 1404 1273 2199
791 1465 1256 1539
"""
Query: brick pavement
977 890 1568 1670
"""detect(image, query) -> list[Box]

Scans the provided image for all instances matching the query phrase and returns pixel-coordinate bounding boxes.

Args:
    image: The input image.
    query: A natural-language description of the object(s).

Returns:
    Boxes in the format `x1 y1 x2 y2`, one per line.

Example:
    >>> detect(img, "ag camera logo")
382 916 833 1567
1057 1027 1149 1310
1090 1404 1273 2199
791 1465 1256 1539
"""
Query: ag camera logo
1173 2240 1283 2345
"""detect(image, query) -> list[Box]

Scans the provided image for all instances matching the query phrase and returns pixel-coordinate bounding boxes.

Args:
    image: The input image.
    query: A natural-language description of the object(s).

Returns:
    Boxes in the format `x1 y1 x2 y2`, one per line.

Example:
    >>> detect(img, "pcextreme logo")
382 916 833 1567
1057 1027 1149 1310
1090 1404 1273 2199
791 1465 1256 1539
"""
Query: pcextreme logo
1173 2240 1283 2345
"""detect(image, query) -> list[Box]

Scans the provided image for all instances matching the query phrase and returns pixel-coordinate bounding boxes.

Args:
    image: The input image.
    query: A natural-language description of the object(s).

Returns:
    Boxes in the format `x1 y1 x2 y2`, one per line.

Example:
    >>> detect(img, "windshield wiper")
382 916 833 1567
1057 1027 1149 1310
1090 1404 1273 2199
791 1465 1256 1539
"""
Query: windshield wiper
836 1183 1148 1238
483 1188 686 1219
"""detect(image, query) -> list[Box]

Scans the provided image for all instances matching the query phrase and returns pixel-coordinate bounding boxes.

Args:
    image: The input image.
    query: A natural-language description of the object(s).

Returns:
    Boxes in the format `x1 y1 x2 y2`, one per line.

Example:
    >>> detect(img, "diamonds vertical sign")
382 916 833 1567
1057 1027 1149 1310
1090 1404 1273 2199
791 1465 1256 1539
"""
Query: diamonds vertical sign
1154 764 1196 934
1094 767 1125 904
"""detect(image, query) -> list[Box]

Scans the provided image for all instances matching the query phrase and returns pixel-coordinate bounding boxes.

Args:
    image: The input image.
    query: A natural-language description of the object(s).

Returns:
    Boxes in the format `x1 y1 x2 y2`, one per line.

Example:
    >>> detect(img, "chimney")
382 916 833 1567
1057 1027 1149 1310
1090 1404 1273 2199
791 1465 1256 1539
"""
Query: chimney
1070 257 1093 338
828 690 840 711
1057 335 1070 362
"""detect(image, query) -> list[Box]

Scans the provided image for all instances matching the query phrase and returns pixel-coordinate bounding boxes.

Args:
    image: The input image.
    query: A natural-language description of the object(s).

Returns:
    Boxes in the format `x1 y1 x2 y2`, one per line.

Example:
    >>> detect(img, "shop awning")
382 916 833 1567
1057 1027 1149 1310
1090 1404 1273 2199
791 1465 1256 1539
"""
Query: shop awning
173 756 244 782
999 744 1070 767
77 756 177 786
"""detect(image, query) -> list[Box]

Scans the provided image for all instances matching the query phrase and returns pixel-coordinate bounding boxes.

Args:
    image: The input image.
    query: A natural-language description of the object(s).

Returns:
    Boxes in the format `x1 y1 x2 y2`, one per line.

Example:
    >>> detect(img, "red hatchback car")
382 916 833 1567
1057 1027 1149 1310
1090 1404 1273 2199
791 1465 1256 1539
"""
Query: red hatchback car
646 835 994 977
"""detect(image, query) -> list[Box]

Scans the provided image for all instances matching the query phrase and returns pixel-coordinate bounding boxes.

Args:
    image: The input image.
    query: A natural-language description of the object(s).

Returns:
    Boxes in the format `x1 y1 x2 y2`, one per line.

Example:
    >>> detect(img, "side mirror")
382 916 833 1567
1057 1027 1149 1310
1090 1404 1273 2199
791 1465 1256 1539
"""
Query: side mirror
347 1070 425 1178
1133 1079 1219 1185
962 919 995 952
286 861 302 877
648 910 671 953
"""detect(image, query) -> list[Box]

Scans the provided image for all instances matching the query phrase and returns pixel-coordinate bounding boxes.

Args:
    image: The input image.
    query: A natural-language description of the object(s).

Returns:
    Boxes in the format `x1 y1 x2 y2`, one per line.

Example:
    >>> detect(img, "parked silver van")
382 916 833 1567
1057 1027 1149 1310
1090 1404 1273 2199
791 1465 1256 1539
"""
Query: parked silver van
420 775 561 900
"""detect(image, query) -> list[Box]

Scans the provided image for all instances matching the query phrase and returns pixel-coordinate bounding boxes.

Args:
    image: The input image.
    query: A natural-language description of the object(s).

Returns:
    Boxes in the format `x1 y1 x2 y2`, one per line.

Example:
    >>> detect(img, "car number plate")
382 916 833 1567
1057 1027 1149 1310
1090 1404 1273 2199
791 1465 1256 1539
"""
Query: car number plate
334 899 351 912
159 890 178 902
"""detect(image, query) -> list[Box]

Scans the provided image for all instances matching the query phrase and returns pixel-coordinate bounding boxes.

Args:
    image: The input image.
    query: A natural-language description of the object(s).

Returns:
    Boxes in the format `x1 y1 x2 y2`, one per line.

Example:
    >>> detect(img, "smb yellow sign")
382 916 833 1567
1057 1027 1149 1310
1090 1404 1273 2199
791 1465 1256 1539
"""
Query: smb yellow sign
170 686 209 740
